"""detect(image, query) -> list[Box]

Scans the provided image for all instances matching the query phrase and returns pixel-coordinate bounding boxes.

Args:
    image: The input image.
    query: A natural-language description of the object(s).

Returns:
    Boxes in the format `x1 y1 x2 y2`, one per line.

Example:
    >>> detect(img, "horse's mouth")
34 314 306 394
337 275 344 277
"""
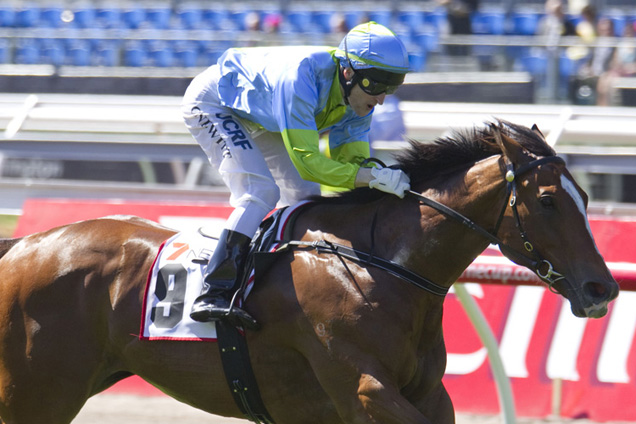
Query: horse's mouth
566 280 618 319
570 299 609 318
582 302 609 318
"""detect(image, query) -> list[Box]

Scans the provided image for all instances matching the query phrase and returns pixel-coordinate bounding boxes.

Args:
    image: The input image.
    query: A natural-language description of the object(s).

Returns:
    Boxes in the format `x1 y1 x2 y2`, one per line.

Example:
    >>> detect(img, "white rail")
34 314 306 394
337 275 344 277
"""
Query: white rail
2 93 636 147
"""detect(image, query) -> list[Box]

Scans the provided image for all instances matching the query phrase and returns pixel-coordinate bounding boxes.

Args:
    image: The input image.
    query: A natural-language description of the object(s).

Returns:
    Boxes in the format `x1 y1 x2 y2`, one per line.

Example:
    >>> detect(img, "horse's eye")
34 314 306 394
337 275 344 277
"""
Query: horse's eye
540 195 555 209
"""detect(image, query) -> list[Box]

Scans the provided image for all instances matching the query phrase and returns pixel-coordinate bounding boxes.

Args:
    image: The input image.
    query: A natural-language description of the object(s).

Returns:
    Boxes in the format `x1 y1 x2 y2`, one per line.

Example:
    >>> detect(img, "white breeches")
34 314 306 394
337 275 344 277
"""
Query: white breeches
182 66 320 238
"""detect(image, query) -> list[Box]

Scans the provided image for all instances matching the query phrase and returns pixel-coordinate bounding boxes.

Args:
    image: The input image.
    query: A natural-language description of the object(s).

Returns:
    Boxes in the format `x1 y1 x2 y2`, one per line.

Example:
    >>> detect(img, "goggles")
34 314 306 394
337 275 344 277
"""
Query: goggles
353 67 404 96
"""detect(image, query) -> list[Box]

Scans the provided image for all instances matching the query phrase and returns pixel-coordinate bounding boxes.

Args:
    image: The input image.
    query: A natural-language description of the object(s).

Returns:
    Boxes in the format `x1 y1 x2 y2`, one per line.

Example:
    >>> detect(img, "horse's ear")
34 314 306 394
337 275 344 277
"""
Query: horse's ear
531 124 545 139
492 124 527 165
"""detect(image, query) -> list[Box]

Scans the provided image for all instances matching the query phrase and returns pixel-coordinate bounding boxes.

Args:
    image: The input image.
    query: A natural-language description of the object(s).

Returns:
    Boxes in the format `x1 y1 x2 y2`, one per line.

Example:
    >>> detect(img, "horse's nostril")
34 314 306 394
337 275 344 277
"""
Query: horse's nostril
585 281 607 300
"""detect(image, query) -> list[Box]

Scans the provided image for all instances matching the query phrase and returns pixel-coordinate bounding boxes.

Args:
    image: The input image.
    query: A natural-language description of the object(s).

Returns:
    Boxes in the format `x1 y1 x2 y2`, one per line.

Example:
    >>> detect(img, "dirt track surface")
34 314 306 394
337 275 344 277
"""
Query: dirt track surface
71 393 629 424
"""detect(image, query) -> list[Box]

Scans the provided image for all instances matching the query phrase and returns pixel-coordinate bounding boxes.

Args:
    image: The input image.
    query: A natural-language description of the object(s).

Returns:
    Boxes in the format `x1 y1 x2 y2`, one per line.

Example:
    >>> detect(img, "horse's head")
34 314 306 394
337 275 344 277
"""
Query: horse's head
493 122 619 318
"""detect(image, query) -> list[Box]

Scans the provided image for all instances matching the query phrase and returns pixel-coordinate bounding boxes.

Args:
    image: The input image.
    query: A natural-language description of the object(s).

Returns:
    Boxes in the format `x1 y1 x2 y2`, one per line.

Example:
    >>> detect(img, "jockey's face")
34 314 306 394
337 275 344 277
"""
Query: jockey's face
343 67 387 117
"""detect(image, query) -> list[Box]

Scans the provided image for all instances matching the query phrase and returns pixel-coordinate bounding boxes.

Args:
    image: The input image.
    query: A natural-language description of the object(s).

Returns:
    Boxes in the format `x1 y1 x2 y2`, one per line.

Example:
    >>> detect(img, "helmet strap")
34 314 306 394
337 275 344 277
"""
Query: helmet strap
340 33 355 105
339 66 359 106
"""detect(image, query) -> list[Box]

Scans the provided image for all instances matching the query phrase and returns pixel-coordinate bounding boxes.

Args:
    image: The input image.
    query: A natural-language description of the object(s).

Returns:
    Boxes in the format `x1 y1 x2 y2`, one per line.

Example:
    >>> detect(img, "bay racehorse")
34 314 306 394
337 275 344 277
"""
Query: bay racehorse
0 121 618 424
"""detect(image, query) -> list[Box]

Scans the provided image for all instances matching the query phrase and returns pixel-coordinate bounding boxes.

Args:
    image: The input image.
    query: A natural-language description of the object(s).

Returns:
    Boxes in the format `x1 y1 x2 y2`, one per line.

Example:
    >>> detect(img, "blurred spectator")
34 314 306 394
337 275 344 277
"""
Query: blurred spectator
537 0 576 39
572 17 617 104
330 13 350 37
263 13 282 34
575 5 597 42
436 0 479 55
245 12 261 31
567 4 597 61
585 18 617 77
597 21 636 106
567 0 587 15
244 12 282 46
245 12 282 33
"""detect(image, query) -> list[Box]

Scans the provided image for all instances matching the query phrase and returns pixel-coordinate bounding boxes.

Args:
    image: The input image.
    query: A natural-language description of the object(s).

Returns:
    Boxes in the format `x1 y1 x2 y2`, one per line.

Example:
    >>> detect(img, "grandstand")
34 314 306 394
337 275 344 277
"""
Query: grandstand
0 0 633 77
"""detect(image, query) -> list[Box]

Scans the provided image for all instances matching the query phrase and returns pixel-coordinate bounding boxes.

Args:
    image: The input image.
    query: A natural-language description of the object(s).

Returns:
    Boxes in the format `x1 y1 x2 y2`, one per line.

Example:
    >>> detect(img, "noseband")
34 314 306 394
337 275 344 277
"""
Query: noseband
407 155 567 293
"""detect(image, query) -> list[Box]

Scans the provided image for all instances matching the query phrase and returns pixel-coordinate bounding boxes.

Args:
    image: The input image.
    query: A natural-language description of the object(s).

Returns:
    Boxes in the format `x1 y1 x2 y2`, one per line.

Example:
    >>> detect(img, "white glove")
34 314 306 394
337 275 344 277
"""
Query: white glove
369 167 411 198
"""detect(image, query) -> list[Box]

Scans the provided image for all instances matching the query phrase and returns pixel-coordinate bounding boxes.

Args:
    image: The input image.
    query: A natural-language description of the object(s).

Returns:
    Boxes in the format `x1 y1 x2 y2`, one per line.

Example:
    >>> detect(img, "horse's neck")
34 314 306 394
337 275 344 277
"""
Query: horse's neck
377 155 506 287
294 156 506 289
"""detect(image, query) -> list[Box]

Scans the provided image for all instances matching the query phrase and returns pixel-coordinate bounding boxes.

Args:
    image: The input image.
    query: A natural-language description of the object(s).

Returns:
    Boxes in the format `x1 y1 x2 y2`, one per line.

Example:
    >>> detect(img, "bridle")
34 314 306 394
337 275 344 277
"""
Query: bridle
406 155 567 293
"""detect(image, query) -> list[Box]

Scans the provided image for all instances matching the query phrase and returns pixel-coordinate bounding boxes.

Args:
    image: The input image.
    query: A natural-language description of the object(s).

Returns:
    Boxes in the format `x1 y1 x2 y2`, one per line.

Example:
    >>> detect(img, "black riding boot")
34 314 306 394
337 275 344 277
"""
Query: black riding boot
190 229 259 330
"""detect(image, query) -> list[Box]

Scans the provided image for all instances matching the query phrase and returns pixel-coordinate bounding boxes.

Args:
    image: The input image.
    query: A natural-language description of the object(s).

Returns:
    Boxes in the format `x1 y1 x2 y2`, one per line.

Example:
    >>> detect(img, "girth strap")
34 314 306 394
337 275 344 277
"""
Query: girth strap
278 240 449 297
216 321 275 424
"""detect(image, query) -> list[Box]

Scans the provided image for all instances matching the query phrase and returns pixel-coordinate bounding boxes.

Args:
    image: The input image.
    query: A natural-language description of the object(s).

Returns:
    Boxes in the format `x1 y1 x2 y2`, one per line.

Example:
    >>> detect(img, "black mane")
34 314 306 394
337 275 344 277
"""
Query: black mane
311 120 557 205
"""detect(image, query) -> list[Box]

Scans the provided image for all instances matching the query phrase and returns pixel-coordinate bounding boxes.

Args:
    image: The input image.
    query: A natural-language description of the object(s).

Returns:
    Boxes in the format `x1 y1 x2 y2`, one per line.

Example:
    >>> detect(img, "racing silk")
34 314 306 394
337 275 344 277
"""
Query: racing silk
215 46 371 189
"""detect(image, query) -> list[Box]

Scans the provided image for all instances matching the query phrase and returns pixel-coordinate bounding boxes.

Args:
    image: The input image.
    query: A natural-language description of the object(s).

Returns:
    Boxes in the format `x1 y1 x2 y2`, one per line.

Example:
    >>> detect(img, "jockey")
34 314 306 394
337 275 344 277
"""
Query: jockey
182 21 411 329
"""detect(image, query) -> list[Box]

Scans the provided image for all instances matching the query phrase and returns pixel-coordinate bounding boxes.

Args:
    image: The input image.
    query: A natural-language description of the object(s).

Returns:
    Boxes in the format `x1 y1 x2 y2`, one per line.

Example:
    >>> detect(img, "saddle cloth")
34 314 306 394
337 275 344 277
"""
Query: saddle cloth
139 201 309 341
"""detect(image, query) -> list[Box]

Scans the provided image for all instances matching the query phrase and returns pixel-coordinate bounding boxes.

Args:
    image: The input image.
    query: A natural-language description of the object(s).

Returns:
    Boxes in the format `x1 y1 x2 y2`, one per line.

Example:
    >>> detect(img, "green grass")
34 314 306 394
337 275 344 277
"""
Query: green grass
0 214 19 238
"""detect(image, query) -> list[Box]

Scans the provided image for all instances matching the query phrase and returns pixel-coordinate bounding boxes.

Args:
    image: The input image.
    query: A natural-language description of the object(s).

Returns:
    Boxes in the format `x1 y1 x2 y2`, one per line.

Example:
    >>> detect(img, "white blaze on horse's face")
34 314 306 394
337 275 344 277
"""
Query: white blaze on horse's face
560 174 601 256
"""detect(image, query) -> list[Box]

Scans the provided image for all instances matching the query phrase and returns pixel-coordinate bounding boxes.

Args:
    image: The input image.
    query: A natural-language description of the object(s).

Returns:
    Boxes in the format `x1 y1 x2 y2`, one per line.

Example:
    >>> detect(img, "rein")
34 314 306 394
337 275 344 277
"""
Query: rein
407 155 567 292
279 239 449 296
276 155 566 298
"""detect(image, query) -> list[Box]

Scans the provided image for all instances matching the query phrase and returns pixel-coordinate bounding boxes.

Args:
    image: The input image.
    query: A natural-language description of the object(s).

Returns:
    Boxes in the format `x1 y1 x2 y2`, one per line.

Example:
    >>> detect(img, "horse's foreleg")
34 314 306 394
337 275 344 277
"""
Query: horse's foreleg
306 354 436 424
356 373 436 424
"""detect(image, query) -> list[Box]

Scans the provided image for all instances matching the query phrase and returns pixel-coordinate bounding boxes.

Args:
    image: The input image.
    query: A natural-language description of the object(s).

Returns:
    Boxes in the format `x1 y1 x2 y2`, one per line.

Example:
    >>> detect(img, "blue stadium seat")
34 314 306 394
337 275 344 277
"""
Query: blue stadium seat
202 48 225 65
173 41 198 67
177 8 203 29
311 11 334 33
96 8 122 29
510 12 541 35
559 53 587 78
147 8 172 29
0 8 16 27
366 10 392 27
202 9 229 30
286 10 312 32
15 40 39 64
93 40 120 66
397 10 425 32
343 11 363 30
122 7 145 29
412 31 440 53
470 10 506 63
15 7 40 28
471 11 506 35
73 7 97 29
515 53 548 88
559 53 589 99
124 41 148 66
603 14 627 36
228 11 248 31
423 10 448 32
67 40 91 66
39 39 65 66
518 54 548 73
150 44 175 67
40 7 64 28
408 51 426 72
